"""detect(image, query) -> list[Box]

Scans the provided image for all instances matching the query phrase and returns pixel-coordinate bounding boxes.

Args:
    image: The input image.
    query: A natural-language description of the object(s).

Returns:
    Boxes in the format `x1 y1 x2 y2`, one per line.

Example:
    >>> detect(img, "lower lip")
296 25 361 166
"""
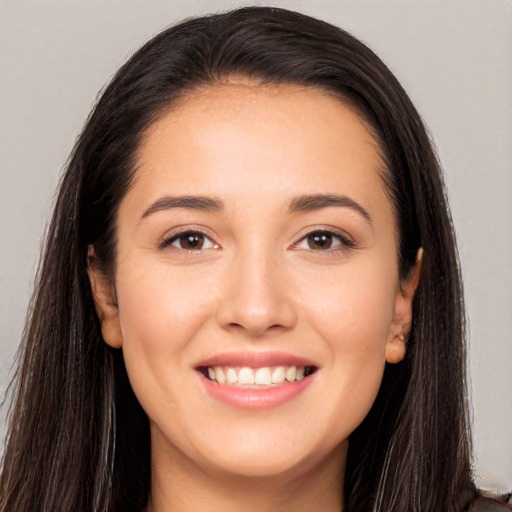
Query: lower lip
198 373 315 410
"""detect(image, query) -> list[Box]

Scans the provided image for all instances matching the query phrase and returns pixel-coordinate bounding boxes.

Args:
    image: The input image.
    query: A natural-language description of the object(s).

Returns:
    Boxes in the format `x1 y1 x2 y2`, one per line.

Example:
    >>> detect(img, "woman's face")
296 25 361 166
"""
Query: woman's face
90 83 417 482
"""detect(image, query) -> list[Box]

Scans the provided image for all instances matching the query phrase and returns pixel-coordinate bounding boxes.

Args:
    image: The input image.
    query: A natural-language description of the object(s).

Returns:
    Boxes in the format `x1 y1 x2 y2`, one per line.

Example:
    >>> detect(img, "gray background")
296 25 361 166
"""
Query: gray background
1 0 511 490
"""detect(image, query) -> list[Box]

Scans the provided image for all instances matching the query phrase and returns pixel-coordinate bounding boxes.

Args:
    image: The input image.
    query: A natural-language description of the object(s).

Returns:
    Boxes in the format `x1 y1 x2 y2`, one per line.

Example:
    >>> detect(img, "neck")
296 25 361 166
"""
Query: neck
148 433 346 512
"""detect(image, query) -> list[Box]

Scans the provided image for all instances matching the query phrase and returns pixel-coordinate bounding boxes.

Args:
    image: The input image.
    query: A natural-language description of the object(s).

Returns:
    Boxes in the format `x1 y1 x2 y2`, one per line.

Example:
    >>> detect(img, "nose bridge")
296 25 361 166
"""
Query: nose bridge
216 237 296 336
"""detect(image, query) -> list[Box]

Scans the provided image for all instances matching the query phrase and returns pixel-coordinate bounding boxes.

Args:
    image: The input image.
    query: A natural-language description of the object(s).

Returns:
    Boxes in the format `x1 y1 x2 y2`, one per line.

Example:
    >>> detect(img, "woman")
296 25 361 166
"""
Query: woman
0 6 509 512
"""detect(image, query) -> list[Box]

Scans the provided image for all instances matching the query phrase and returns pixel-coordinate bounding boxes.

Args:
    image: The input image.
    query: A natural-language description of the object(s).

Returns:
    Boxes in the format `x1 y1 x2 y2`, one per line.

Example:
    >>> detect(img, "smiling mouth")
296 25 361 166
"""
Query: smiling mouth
198 365 317 387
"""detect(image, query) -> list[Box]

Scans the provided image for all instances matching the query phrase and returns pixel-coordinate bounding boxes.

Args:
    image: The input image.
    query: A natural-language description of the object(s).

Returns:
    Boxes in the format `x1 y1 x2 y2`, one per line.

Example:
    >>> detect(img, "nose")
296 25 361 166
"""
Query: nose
215 250 298 338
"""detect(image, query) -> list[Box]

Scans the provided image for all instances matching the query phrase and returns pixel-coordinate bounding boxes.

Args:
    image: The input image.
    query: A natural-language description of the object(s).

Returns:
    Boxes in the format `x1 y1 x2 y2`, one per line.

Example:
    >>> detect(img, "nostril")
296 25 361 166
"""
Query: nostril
224 321 289 337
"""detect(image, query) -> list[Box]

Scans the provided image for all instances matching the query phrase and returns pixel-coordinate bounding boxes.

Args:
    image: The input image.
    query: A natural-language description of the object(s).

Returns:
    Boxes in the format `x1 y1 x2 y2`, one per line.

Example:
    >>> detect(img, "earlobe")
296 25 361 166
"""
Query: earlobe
385 248 423 364
87 246 123 349
385 334 406 364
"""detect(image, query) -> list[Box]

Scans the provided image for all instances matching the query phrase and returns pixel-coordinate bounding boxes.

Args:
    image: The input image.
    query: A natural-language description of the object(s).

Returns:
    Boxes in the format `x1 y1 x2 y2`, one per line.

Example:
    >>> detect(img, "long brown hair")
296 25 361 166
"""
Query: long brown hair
1 7 474 511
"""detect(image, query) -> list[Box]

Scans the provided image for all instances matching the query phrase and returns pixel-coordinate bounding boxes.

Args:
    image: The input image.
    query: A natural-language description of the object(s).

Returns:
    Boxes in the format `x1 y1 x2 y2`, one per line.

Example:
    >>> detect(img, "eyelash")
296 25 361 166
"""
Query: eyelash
159 228 356 254
159 230 219 252
294 229 356 252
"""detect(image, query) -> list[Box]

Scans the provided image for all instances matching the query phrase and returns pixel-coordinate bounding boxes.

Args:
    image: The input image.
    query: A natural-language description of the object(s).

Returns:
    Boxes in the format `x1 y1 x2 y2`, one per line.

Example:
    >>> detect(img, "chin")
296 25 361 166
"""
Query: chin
177 420 348 481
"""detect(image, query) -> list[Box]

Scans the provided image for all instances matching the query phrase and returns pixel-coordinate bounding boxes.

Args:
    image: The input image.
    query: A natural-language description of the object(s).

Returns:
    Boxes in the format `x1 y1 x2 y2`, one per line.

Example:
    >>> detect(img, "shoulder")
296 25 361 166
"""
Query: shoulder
469 493 512 511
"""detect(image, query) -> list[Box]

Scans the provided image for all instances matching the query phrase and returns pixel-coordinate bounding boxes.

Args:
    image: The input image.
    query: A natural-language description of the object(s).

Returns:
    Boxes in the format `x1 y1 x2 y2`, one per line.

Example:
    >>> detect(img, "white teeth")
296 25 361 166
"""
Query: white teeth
226 367 238 384
255 367 272 385
206 365 313 386
238 367 255 385
214 367 226 384
271 366 286 384
285 366 297 382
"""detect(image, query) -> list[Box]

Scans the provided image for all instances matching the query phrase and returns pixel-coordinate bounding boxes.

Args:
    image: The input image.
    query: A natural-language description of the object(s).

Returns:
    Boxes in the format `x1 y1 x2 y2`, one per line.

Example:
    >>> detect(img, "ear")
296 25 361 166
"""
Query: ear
87 246 123 349
385 248 423 364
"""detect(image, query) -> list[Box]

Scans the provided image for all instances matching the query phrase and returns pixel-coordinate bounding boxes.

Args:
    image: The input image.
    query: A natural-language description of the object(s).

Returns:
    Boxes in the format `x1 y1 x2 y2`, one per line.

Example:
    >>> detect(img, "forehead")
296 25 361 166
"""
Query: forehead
126 83 393 232
137 83 385 186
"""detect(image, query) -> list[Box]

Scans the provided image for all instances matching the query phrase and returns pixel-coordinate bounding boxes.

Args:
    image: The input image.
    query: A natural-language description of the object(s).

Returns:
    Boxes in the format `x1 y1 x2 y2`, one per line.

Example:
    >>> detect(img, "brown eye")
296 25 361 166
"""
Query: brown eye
179 233 206 250
161 231 218 251
307 233 333 250
295 230 355 252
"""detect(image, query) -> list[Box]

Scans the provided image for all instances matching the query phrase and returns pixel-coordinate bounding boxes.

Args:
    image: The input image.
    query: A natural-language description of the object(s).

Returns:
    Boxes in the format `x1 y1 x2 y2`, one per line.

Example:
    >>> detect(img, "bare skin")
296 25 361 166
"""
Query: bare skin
89 82 420 512
149 438 346 512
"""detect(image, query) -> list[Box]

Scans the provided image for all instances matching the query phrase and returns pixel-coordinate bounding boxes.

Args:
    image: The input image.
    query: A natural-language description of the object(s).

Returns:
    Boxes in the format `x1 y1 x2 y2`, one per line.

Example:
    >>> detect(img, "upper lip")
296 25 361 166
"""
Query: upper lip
195 351 318 369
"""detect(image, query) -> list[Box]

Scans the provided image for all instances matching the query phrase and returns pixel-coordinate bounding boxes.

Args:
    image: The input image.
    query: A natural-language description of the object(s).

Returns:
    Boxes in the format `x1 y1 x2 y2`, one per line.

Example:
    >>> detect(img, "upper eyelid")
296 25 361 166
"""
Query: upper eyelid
158 225 355 249
295 234 354 251
294 226 355 245
159 227 219 249
166 229 214 241
161 225 217 239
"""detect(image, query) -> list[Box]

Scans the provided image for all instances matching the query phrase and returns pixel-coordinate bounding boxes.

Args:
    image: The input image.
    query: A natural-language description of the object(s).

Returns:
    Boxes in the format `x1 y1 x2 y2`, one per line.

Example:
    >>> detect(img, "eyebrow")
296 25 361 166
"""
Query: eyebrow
141 193 371 225
141 195 224 218
288 194 372 225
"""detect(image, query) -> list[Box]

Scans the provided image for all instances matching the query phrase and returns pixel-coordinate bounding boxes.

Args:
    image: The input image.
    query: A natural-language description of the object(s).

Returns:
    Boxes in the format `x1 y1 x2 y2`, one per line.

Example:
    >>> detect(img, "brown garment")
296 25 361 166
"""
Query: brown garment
470 494 512 511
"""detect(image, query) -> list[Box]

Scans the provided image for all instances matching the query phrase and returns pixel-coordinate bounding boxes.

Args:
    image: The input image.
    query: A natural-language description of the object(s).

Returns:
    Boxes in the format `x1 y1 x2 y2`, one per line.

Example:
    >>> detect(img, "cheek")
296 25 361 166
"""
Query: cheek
300 255 397 347
113 259 220 406
298 258 397 424
115 256 218 344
